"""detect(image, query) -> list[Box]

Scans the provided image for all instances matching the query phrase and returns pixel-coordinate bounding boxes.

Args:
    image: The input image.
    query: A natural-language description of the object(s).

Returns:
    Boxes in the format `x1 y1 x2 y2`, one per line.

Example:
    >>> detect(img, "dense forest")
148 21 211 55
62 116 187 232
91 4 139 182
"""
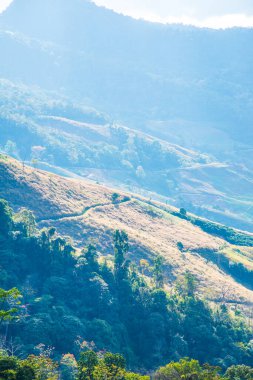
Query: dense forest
1 197 253 378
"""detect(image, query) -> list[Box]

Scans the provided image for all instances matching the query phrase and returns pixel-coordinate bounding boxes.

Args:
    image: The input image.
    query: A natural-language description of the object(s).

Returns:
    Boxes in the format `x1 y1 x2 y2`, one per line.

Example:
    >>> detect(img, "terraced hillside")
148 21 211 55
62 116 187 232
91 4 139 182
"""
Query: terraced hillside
1 155 253 314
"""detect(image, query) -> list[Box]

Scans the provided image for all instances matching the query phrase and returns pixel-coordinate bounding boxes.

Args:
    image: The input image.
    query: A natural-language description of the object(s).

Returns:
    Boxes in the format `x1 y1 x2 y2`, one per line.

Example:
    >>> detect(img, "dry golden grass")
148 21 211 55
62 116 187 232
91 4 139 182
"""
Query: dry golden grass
2 155 253 309
0 156 114 219
43 199 253 308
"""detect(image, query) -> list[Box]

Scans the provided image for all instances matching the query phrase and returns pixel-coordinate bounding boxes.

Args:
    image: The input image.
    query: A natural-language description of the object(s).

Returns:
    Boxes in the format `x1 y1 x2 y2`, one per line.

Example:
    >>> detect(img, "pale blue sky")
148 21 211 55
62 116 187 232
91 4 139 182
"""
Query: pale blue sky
0 0 12 13
93 0 253 28
1 0 253 28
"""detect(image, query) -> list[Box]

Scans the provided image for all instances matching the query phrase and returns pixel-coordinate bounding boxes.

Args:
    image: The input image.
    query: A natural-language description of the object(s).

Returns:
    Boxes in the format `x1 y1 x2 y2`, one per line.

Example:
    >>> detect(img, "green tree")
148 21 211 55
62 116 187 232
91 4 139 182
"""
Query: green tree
177 242 184 252
179 208 187 217
111 193 120 204
92 352 127 380
125 373 149 380
0 199 13 236
60 354 77 380
0 288 22 328
25 355 58 380
176 272 197 297
0 354 36 380
152 255 164 289
225 364 253 380
84 244 98 270
0 354 19 380
155 358 221 379
14 208 36 237
78 351 98 380
103 352 126 376
16 362 36 380
114 230 129 285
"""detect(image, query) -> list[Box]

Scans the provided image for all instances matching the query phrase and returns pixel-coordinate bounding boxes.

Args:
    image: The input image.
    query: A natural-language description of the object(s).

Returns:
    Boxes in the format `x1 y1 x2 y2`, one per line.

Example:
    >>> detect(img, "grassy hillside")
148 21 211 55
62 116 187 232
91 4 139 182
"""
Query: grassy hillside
1 155 253 315
2 198 253 370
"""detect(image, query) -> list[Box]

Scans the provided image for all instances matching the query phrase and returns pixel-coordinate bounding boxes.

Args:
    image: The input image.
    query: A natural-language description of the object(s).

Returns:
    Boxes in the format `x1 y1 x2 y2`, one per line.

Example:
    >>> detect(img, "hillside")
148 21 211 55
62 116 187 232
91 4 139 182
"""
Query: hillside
1 0 253 138
1 0 253 375
0 0 253 232
1 155 253 316
0 80 252 232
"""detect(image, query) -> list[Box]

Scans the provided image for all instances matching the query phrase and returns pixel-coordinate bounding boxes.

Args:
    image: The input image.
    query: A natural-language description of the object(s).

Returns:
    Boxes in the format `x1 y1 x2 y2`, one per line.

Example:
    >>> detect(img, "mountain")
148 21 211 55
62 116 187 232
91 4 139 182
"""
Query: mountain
1 0 253 137
1 154 253 314
2 154 253 369
0 80 253 232
1 1 253 374
0 0 252 231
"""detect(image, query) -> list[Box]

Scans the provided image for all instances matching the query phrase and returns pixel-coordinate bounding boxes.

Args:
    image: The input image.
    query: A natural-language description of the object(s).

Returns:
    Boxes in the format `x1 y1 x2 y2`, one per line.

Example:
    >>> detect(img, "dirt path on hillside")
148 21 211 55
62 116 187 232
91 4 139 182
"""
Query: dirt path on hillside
37 198 131 223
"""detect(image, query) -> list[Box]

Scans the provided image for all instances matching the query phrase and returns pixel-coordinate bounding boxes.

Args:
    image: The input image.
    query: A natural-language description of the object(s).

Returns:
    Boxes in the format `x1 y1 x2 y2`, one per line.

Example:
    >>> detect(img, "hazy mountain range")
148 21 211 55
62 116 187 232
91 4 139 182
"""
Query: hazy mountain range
0 0 253 231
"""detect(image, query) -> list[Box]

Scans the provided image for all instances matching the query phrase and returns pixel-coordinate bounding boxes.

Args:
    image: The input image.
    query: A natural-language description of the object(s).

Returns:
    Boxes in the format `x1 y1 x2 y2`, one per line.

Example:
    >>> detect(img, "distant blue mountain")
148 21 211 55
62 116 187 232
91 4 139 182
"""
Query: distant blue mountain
0 0 252 230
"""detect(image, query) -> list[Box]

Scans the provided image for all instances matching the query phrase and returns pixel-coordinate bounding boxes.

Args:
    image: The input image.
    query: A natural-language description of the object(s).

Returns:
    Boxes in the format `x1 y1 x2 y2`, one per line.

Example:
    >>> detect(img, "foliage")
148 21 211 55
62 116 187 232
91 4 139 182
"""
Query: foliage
225 364 253 380
176 272 197 297
60 353 77 380
177 242 184 252
0 199 13 236
0 352 57 380
154 358 222 379
112 193 120 204
0 199 253 370
77 350 148 380
173 209 253 247
191 218 253 247
78 350 98 380
0 288 22 326
1 351 253 380
152 256 165 289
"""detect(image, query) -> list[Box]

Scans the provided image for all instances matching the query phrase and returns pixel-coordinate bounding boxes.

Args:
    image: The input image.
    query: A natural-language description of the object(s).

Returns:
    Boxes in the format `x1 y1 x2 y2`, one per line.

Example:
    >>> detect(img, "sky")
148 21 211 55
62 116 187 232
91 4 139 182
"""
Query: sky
93 0 253 28
1 0 253 28
0 0 12 13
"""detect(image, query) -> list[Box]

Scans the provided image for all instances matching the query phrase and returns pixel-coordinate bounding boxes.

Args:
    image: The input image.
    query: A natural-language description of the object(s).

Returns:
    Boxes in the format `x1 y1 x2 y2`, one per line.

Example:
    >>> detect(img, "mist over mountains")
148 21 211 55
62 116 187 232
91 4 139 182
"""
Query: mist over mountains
0 0 253 230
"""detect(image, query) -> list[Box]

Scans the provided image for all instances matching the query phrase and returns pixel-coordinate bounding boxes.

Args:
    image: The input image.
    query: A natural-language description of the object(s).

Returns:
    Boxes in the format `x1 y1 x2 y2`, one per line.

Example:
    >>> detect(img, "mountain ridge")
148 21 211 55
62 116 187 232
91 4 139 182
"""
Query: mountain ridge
0 0 252 230
0 80 252 232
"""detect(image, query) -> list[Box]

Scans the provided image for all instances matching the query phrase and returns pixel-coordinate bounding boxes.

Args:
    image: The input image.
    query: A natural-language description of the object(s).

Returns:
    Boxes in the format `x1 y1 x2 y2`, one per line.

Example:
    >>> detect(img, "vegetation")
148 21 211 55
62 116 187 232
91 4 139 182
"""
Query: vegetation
191 218 253 247
1 198 253 373
154 358 253 379
172 209 253 247
1 2 253 377
1 351 253 379
0 288 22 328
197 248 253 290
1 79 252 233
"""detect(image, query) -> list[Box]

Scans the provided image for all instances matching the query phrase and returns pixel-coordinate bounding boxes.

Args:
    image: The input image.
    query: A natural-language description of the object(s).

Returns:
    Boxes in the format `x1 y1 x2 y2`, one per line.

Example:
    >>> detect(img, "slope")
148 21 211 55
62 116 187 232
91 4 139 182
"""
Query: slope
0 0 252 148
0 80 252 232
1 155 253 315
0 0 253 231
